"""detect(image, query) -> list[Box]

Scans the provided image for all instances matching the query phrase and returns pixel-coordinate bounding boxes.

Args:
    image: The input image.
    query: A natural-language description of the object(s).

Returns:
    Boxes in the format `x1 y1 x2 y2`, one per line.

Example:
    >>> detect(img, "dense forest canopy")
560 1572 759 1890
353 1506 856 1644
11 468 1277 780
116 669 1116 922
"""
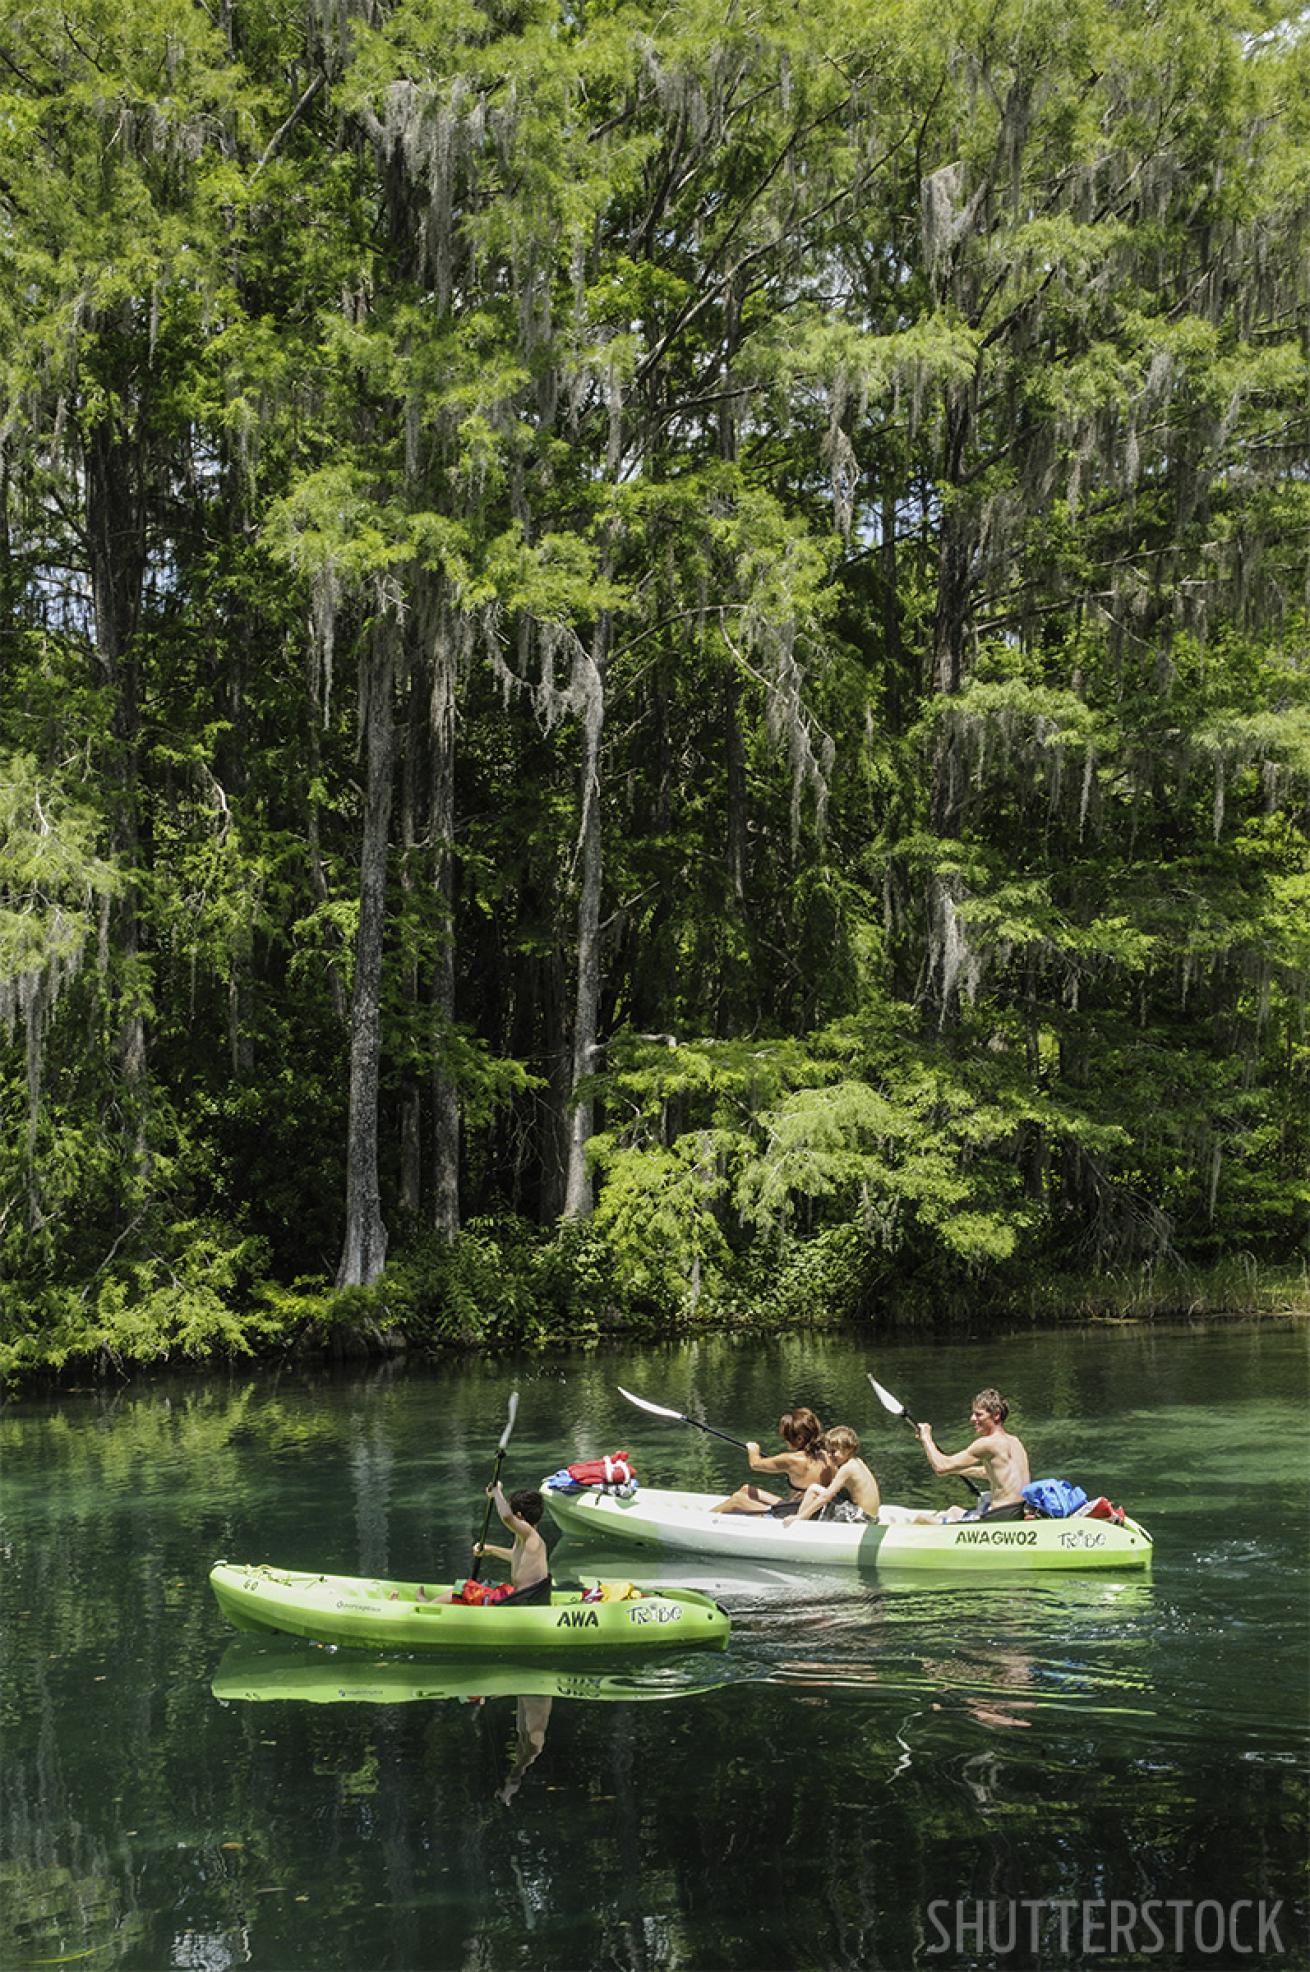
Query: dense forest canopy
2 0 1307 1374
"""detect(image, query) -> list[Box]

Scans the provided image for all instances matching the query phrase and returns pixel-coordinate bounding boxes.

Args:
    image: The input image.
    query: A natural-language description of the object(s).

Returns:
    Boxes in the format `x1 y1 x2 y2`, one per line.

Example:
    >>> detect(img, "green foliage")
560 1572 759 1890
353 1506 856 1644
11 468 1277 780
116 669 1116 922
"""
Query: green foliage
740 1224 877 1330
0 1219 275 1383
347 1218 623 1347
590 1130 734 1311
1 0 1307 1377
0 754 119 982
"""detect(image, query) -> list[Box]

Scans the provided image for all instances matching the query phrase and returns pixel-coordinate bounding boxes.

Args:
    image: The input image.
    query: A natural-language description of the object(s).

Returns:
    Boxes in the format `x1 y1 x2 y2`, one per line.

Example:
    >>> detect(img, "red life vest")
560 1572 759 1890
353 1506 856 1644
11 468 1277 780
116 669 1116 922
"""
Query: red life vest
455 1578 515 1605
1082 1496 1126 1524
566 1452 636 1487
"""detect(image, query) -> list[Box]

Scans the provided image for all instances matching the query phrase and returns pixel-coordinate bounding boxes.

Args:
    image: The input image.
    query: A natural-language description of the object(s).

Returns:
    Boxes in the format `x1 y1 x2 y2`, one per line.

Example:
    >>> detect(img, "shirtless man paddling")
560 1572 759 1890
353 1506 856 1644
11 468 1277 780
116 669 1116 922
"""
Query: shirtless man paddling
916 1388 1031 1522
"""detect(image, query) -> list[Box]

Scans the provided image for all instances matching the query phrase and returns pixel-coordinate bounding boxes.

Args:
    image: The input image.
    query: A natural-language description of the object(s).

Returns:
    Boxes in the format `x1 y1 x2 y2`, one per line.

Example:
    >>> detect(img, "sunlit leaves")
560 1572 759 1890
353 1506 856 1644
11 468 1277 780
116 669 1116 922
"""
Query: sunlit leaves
0 754 119 1004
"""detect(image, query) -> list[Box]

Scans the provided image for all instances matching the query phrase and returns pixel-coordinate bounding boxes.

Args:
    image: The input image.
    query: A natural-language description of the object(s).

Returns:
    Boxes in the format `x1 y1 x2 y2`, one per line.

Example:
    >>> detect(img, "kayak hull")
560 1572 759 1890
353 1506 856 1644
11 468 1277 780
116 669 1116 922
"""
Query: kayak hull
209 1562 730 1653
541 1489 1153 1570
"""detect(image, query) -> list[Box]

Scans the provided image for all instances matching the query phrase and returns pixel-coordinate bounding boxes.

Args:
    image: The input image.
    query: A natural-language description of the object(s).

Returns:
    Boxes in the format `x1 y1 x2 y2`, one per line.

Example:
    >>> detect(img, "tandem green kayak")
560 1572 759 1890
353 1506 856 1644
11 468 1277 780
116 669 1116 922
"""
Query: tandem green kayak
209 1561 731 1653
541 1488 1154 1571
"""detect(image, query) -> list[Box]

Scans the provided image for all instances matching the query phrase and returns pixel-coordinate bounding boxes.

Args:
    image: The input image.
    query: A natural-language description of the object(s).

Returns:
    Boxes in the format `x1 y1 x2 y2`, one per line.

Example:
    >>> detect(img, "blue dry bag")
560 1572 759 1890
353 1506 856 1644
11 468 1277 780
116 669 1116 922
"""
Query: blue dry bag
1022 1477 1089 1518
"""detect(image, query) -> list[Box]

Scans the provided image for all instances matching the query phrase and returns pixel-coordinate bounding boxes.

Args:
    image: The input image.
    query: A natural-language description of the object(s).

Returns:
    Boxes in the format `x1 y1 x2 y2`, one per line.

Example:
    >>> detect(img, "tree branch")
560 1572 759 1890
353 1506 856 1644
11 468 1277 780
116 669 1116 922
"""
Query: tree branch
252 72 326 181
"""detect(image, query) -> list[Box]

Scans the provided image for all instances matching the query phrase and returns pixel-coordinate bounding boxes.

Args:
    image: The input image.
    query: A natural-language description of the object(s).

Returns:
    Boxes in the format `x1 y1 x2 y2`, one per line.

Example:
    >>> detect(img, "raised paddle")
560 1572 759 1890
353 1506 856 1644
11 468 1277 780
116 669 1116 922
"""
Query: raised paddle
867 1371 984 1499
617 1384 751 1452
469 1389 520 1582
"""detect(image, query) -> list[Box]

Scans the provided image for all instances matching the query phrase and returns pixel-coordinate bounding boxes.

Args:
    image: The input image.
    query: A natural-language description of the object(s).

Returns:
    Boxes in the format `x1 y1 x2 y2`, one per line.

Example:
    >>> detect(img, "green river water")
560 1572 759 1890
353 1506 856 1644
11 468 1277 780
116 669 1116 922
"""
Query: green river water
2 1322 1307 1971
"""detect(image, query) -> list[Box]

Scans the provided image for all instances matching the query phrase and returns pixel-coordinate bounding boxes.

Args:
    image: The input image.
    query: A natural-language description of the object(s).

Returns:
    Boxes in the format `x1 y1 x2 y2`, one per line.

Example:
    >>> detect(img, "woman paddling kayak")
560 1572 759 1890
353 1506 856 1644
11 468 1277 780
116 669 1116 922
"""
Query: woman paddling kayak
710 1407 833 1516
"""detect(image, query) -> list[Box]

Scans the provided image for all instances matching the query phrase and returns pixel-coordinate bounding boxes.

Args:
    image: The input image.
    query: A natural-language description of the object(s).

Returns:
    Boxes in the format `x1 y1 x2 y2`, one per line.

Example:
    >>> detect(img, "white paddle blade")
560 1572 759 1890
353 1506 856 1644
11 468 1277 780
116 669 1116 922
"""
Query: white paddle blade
498 1390 520 1450
867 1372 906 1417
617 1384 685 1421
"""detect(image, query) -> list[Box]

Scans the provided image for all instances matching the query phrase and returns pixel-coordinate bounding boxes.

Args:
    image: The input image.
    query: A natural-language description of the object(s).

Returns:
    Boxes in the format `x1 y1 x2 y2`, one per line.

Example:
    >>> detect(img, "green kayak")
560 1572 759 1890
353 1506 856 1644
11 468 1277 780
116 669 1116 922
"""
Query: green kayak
209 1561 731 1654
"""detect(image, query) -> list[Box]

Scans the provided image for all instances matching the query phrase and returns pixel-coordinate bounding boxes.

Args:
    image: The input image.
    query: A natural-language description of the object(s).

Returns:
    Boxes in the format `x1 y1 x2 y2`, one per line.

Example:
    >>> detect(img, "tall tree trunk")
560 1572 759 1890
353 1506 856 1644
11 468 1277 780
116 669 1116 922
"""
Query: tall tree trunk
429 611 460 1242
337 624 396 1288
220 459 256 1079
538 945 571 1222
85 402 148 1118
725 669 747 905
929 387 973 841
931 388 973 698
306 644 349 1025
562 621 609 1221
722 306 746 903
398 653 423 1220
880 490 908 730
226 666 256 1080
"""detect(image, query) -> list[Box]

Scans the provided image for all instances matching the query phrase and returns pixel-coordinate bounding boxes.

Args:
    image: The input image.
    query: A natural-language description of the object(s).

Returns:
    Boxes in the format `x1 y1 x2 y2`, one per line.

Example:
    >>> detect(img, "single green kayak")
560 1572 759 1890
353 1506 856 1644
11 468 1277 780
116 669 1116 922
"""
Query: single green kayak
209 1561 731 1653
211 1639 724 1706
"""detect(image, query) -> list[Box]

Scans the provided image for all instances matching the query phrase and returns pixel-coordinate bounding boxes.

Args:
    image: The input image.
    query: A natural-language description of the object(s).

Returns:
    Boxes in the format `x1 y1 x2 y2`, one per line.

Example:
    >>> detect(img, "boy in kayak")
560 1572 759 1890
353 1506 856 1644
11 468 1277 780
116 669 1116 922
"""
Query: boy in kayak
916 1389 1031 1521
711 1407 833 1515
783 1425 881 1526
433 1482 553 1604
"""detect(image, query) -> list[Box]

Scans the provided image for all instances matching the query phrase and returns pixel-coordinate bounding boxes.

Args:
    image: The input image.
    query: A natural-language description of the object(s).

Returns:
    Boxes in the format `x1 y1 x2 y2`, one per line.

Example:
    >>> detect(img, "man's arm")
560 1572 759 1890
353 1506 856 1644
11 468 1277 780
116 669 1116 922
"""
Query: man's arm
917 1424 991 1477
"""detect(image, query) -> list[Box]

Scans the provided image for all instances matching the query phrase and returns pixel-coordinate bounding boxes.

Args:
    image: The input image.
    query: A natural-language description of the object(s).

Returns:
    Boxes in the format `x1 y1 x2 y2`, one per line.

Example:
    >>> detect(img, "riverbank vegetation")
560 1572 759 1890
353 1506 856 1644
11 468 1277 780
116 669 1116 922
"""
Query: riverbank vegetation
2 0 1308 1383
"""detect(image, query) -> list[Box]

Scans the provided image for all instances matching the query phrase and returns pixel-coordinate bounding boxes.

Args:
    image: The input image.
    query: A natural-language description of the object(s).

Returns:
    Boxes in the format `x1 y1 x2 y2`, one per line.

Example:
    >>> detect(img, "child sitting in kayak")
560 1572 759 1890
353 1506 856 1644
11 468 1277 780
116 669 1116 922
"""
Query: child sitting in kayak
432 1482 553 1605
783 1425 881 1526
710 1407 834 1516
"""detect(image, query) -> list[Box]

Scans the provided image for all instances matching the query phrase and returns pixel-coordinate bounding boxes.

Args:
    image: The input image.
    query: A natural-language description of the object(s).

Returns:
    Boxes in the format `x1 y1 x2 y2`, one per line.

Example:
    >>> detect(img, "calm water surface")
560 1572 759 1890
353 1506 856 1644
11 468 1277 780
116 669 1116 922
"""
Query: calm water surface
2 1323 1308 1971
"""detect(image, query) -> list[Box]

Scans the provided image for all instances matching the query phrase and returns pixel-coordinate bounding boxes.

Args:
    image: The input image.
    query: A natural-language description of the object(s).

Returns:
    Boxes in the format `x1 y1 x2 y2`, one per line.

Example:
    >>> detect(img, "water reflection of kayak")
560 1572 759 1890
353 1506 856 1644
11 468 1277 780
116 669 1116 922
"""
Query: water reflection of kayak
209 1561 731 1652
211 1638 726 1706
542 1490 1153 1570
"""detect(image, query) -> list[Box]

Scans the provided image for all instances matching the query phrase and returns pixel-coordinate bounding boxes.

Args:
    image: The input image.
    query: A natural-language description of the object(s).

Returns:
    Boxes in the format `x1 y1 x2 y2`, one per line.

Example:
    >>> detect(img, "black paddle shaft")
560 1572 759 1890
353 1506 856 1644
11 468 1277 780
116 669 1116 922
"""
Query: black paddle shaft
470 1392 520 1582
617 1386 751 1451
684 1416 752 1452
469 1446 509 1582
901 1411 985 1500
872 1376 984 1499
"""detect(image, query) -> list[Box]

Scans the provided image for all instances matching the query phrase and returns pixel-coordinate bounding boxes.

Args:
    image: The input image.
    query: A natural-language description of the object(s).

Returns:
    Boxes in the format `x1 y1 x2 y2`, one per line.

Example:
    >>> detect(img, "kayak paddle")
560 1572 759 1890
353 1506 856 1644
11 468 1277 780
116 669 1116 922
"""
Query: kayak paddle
470 1389 520 1582
867 1371 983 1498
617 1385 751 1452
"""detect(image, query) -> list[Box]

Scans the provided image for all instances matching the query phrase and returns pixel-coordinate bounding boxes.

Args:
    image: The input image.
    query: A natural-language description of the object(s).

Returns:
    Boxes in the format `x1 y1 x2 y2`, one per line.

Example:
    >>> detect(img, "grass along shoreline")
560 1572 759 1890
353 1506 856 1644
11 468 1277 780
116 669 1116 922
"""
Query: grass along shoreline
2 1243 1304 1393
